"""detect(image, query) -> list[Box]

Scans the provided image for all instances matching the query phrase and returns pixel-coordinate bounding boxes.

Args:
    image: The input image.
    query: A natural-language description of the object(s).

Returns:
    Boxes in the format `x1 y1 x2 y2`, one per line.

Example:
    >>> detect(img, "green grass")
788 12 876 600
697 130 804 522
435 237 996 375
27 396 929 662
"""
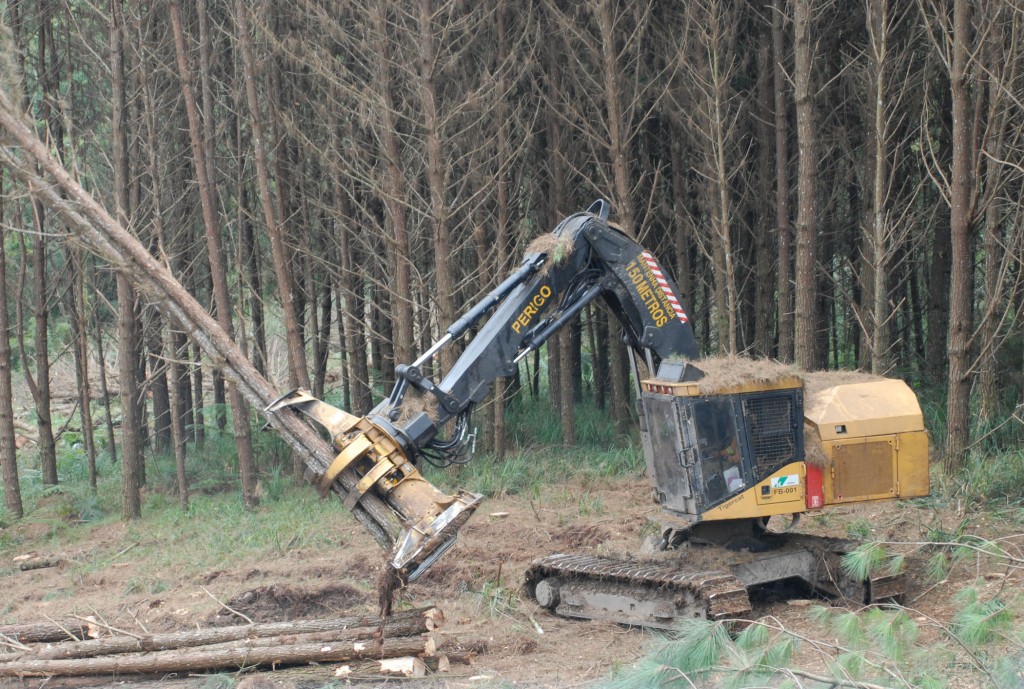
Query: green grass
133 487 346 577
0 427 350 581
0 480 353 583
423 441 642 499
957 449 1024 505
423 395 643 498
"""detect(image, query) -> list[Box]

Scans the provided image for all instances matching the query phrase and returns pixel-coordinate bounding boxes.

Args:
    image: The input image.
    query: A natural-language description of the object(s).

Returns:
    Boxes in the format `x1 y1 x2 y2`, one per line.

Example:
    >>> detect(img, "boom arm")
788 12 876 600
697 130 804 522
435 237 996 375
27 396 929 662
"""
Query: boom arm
269 202 700 581
379 201 700 458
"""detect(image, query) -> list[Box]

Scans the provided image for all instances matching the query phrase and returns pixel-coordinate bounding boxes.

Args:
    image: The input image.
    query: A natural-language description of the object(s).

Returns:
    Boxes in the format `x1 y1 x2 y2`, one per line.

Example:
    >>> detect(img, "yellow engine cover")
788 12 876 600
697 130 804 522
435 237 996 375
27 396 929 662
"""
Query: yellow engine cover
805 379 929 505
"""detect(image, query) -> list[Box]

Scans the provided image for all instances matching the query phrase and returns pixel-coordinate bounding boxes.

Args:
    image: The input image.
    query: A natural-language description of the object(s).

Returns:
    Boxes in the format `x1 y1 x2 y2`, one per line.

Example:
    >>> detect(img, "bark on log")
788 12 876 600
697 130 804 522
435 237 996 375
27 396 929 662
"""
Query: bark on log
0 635 434 677
0 85 400 550
427 651 475 668
0 608 439 663
17 557 62 571
0 621 91 644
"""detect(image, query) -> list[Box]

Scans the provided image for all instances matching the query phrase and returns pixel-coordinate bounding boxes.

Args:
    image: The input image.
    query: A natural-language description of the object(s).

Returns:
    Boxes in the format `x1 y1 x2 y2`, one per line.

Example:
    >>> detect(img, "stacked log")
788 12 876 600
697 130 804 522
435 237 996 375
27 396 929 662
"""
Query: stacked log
0 608 460 678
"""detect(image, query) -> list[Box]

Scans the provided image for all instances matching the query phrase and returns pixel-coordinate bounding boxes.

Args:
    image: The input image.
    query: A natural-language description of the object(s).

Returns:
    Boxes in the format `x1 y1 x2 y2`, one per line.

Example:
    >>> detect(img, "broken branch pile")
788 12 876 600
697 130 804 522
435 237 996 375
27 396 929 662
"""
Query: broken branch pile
0 608 458 678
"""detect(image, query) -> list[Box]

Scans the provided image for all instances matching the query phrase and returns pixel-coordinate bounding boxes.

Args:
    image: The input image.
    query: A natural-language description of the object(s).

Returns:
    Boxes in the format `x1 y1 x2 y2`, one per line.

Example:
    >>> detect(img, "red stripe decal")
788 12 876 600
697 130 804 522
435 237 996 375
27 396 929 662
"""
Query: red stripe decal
641 251 689 323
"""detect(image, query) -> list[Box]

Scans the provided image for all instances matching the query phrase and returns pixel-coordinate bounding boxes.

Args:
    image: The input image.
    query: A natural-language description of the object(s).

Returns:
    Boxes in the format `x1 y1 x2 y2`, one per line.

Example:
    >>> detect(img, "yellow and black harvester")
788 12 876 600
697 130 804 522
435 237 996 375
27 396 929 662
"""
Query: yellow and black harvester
269 201 928 627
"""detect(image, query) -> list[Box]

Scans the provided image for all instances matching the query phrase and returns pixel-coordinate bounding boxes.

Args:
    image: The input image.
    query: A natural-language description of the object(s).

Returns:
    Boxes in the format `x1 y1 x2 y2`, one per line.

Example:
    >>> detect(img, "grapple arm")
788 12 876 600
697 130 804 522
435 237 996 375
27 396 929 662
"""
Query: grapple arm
267 201 699 582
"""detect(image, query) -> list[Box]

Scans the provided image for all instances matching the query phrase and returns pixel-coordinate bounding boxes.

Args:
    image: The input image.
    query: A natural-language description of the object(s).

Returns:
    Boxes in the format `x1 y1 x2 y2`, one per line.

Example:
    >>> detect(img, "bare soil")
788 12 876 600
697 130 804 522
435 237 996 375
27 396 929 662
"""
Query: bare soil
1 476 1020 689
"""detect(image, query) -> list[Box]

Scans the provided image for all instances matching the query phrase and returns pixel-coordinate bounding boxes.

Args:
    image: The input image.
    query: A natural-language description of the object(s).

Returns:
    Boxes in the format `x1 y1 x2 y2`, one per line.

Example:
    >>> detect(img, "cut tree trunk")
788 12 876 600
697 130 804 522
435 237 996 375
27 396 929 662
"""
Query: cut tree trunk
0 620 92 645
0 608 439 664
0 81 402 550
0 634 434 677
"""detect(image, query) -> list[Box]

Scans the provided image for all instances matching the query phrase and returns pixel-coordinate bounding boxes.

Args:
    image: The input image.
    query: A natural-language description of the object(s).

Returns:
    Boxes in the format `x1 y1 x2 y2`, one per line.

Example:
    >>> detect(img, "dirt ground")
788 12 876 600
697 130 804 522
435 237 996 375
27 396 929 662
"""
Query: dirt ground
1 475 1021 689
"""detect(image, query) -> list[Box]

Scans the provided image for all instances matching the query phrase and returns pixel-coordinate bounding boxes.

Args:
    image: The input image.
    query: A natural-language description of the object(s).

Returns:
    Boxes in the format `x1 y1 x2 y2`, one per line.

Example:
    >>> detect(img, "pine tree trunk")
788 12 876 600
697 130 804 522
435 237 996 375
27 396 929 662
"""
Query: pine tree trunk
165 330 189 511
596 0 636 236
0 173 23 519
239 186 266 376
544 28 570 433
868 0 891 375
669 135 694 337
117 276 143 520
418 0 457 376
234 0 309 390
30 209 57 486
25 2 58 487
314 280 332 400
773 0 794 363
335 178 372 414
111 0 142 518
148 316 172 453
559 329 576 445
591 306 609 411
192 343 205 449
977 25 1008 426
367 0 414 368
93 311 117 463
792 0 818 370
491 7 511 458
944 0 975 473
753 41 776 359
68 250 97 489
171 0 258 506
610 335 631 435
926 216 952 383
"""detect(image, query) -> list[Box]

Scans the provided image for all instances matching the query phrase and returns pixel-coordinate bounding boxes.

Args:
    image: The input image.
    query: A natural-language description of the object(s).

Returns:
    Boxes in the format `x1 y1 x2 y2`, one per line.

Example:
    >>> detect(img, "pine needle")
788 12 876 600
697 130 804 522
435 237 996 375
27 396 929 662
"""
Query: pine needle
926 552 950 583
953 597 1012 647
655 619 732 675
842 542 887 580
735 622 770 650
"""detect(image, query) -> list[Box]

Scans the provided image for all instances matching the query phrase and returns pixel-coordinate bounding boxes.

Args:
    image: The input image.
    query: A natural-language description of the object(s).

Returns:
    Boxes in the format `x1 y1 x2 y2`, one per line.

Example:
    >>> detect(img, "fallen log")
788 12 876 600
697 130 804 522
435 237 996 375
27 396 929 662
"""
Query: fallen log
0 607 440 663
17 557 63 572
0 634 435 677
0 621 93 644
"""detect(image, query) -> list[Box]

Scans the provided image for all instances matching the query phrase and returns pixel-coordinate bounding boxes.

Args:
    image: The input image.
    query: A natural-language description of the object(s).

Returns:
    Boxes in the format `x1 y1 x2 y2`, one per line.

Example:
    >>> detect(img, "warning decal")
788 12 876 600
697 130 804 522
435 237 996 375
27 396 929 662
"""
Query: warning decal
640 251 689 323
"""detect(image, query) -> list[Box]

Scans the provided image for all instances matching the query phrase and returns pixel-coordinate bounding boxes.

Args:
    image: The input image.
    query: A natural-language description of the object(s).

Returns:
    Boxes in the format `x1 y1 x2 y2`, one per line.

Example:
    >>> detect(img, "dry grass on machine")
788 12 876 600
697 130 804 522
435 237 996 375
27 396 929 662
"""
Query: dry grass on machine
525 233 574 273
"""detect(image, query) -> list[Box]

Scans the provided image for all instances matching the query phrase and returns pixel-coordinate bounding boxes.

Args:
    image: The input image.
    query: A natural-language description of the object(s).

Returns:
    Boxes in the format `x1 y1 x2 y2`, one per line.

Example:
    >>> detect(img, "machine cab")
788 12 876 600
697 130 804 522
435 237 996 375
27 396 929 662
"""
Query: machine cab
639 363 804 521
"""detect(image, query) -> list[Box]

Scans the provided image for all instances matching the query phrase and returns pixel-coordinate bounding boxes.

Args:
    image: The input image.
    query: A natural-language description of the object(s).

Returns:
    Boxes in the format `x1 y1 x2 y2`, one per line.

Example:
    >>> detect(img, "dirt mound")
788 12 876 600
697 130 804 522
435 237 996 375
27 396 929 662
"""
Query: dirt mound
210 583 364 624
500 634 538 656
551 524 611 549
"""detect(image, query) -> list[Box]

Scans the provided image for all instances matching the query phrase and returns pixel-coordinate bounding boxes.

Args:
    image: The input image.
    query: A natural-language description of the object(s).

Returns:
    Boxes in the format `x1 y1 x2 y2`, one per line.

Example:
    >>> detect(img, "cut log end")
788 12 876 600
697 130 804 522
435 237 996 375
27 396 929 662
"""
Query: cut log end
378 656 426 678
424 608 445 631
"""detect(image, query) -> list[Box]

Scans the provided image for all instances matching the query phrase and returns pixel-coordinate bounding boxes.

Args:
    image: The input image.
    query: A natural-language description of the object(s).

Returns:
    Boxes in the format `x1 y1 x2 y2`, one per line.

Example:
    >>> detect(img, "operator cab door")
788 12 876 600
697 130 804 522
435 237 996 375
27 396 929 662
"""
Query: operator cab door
642 396 694 515
684 397 749 510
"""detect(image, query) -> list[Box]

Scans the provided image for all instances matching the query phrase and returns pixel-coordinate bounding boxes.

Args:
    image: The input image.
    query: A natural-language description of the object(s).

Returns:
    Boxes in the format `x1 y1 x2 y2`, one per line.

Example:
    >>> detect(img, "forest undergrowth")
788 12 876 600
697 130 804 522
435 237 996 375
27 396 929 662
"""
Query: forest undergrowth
1 387 1023 689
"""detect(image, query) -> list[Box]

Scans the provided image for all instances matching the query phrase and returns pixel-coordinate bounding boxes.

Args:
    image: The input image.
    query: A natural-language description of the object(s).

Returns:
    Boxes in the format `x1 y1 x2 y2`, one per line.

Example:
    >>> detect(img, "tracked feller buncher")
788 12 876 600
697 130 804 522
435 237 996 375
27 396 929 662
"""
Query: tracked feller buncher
268 201 929 628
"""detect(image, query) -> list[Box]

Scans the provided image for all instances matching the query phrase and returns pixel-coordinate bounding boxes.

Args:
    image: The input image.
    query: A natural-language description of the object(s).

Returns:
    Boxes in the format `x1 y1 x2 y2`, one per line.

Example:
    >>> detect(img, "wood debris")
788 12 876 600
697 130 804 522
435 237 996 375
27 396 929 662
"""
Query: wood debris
0 607 462 679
